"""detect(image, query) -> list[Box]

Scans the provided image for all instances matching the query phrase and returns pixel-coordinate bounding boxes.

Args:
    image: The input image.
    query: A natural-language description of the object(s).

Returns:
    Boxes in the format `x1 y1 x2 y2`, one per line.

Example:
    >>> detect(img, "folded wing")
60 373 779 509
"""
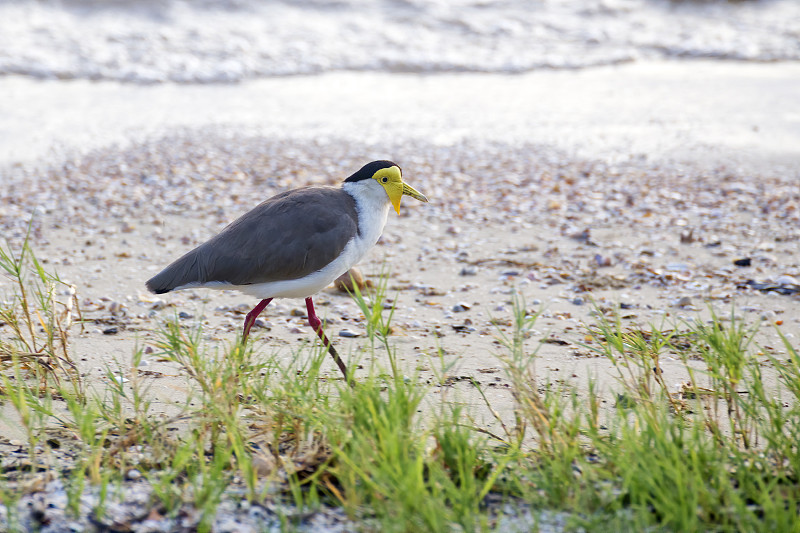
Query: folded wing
146 187 359 294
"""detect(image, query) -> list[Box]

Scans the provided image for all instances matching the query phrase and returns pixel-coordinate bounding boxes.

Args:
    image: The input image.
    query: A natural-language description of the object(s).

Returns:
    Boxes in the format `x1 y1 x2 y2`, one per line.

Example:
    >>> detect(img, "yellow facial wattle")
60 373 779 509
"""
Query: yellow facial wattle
373 166 429 214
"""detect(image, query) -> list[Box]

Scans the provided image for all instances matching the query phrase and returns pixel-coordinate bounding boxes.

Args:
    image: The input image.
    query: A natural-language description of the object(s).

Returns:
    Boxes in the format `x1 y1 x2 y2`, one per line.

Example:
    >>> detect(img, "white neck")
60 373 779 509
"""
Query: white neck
342 180 391 249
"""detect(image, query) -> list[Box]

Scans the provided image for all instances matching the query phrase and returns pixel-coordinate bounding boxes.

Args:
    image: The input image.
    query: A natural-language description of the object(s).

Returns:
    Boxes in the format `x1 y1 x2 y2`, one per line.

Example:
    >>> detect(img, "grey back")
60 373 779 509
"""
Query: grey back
146 186 359 294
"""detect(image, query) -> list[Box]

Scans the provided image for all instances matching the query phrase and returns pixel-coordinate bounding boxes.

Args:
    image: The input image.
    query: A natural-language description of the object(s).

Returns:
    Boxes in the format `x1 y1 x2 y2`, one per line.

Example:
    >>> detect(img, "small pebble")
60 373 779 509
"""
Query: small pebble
459 266 478 276
571 297 584 306
594 254 612 267
452 302 471 312
339 329 361 338
178 311 193 319
253 318 271 329
126 469 142 481
569 228 591 243
103 327 118 335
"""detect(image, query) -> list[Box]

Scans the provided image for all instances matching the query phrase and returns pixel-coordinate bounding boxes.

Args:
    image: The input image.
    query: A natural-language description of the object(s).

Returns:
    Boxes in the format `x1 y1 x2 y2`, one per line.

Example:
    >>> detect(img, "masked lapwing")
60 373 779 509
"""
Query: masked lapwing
146 160 428 382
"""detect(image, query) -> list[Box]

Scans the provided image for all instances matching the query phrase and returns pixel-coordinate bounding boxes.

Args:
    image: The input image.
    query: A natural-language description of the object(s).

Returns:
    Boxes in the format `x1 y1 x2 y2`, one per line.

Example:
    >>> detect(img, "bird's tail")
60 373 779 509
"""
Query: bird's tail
145 252 203 294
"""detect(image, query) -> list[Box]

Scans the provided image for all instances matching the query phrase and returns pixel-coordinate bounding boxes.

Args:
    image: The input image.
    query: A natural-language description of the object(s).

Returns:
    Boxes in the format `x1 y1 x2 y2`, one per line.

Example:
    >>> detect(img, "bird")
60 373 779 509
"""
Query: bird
145 160 428 382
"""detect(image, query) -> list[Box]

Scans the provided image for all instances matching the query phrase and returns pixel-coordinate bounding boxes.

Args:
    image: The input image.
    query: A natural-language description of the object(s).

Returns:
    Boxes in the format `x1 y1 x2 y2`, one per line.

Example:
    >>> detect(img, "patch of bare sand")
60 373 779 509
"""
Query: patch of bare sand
1 134 798 442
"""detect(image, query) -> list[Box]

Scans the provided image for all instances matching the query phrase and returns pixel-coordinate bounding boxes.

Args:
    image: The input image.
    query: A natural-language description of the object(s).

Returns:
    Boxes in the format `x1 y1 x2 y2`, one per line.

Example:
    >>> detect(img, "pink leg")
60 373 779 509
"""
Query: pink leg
305 297 350 384
242 298 272 343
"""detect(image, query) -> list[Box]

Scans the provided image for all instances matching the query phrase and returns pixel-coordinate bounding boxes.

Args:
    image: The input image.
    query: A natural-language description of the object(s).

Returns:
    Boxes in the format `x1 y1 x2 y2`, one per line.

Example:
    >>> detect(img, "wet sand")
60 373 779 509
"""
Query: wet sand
2 60 799 169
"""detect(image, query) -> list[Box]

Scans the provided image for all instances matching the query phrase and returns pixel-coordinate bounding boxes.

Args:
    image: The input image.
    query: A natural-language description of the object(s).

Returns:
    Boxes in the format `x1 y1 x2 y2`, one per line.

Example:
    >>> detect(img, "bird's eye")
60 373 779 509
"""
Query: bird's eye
381 177 388 183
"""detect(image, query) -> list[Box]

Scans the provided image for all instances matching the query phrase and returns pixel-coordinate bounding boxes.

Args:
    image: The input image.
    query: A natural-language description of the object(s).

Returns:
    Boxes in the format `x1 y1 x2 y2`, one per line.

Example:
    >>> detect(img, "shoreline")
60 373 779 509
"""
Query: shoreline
1 60 798 174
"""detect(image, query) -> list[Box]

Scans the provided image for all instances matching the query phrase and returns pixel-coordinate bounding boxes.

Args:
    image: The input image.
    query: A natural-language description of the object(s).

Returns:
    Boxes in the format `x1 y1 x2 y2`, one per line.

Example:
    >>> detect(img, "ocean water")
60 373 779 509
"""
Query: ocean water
1 0 798 83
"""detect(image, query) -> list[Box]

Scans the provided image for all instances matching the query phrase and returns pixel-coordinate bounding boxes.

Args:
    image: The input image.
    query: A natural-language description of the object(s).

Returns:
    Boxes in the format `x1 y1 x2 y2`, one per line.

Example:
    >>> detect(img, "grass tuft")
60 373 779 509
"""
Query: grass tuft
2 245 800 531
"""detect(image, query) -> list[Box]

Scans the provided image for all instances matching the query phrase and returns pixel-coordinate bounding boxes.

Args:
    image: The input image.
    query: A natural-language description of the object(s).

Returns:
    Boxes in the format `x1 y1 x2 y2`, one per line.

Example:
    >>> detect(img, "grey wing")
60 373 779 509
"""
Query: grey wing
146 187 359 294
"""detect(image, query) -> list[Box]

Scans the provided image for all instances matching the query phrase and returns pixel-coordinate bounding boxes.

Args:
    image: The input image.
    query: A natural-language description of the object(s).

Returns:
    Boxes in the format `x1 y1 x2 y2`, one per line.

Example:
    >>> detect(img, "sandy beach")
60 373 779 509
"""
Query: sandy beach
1 0 799 526
2 59 799 439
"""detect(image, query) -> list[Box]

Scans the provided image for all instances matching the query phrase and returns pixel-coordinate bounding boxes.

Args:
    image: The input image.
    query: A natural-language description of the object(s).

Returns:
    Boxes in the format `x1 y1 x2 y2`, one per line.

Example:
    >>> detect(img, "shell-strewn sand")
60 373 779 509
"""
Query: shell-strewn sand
2 61 799 429
3 135 799 428
0 62 799 530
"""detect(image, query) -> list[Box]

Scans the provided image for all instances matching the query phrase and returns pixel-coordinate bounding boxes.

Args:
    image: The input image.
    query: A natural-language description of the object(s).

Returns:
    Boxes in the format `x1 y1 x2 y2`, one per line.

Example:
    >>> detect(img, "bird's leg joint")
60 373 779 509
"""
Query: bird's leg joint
242 298 273 342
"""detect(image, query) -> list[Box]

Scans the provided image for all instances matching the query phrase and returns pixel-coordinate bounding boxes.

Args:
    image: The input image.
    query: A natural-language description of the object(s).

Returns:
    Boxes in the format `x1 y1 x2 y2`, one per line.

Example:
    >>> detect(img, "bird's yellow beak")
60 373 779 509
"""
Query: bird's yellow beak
388 181 429 214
